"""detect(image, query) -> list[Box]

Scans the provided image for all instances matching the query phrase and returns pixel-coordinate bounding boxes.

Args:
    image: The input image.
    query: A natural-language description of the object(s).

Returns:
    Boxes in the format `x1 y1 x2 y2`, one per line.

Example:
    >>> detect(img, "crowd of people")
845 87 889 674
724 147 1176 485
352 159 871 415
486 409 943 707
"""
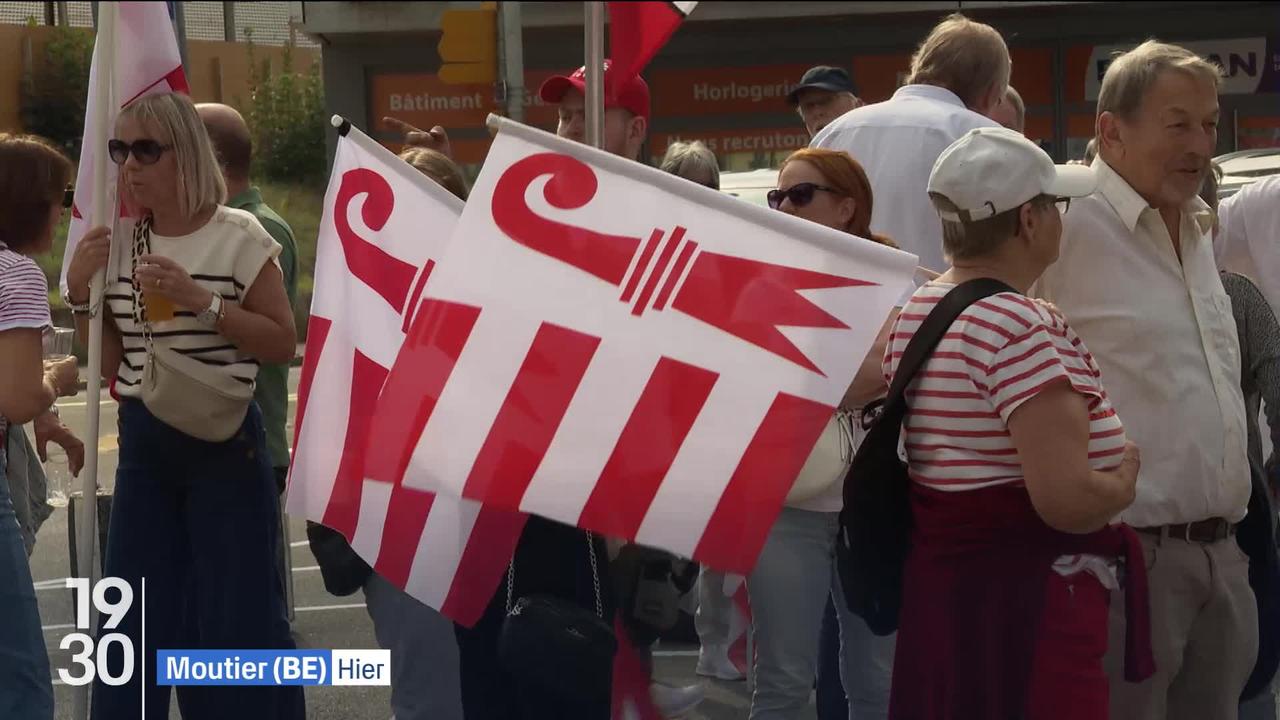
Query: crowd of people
1 8 1278 720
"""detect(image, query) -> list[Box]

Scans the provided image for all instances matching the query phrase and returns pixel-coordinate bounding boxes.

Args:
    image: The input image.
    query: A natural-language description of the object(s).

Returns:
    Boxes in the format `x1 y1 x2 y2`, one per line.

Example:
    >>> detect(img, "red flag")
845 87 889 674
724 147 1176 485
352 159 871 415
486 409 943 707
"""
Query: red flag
606 2 696 96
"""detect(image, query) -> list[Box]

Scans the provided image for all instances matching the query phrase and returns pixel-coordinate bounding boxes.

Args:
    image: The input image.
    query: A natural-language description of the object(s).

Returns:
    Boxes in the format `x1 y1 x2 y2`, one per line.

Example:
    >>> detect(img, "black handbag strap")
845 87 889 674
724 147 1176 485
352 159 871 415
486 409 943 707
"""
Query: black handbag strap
881 278 1019 425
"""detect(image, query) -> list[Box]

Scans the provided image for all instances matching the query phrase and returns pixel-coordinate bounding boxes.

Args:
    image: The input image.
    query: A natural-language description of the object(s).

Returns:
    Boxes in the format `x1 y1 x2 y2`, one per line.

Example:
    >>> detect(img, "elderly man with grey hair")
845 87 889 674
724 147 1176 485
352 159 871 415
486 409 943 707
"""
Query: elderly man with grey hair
811 14 1008 273
1033 40 1262 718
990 85 1025 133
660 140 720 189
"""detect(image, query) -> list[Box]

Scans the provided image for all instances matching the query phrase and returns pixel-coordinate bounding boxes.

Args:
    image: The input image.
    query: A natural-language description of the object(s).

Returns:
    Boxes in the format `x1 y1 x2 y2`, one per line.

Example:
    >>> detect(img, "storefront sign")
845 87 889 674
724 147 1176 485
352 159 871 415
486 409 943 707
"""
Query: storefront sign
651 128 812 157
650 64 812 115
1083 37 1277 100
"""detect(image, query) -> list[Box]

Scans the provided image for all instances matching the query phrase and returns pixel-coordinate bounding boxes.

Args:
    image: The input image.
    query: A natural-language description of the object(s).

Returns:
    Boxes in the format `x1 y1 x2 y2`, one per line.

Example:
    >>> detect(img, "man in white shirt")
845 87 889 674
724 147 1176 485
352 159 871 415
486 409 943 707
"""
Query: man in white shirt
1218 174 1280 316
1033 41 1256 719
810 13 1008 273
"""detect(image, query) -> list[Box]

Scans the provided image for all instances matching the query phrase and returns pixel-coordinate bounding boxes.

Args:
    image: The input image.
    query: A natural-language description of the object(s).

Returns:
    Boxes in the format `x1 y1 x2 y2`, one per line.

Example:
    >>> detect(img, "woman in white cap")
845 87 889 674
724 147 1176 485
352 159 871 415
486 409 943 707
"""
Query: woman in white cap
882 127 1151 719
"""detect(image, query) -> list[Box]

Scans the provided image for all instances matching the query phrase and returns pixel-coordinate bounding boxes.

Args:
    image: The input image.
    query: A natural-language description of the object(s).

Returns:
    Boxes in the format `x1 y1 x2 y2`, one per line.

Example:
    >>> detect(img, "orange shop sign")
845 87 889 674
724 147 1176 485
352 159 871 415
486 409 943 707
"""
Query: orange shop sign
651 128 811 157
371 70 565 134
649 64 813 115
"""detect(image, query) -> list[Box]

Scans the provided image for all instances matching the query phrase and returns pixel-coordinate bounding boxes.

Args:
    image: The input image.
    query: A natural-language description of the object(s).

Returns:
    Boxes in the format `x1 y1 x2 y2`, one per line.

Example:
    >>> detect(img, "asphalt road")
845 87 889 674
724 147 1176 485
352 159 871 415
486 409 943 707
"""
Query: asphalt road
31 366 763 719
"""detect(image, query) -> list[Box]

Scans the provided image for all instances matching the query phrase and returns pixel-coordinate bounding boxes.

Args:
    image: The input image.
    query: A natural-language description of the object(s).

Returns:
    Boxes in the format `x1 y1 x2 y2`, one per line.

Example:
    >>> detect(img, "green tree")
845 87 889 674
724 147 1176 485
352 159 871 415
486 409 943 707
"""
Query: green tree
20 21 94 157
244 30 327 185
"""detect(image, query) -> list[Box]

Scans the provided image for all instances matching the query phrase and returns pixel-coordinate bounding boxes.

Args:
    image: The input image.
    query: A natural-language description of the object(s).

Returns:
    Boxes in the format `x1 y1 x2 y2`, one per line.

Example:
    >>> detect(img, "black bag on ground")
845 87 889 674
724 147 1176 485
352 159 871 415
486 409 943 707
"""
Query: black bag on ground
836 278 1015 636
306 520 372 597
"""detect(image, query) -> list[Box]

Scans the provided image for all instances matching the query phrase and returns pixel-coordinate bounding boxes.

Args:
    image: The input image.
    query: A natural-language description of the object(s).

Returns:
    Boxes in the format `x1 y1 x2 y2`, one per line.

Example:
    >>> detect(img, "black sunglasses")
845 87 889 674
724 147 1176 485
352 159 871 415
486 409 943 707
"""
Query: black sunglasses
767 182 841 210
107 138 172 166
63 186 74 209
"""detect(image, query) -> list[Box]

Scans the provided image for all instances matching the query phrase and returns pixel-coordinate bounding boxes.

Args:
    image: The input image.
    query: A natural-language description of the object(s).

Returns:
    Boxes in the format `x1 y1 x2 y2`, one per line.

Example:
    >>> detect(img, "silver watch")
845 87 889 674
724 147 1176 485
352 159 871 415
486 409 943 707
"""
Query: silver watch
197 294 223 328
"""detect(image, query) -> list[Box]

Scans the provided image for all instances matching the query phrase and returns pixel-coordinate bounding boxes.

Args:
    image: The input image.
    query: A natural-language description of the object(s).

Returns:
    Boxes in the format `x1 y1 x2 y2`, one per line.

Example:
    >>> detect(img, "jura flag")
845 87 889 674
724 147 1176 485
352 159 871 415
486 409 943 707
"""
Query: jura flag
61 0 188 296
286 120 525 626
368 115 917 574
606 2 696 95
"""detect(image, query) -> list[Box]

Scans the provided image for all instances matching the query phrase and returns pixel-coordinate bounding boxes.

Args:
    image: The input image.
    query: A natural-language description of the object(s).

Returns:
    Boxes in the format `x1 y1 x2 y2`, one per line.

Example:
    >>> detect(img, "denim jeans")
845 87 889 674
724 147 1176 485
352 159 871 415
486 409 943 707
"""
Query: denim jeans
747 507 895 720
364 571 463 720
0 452 54 719
92 400 304 720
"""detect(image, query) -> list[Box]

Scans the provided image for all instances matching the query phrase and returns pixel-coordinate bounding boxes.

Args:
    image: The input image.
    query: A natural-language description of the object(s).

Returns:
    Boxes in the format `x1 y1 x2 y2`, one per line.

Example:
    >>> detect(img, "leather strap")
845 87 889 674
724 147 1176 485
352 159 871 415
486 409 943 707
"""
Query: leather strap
1134 518 1236 543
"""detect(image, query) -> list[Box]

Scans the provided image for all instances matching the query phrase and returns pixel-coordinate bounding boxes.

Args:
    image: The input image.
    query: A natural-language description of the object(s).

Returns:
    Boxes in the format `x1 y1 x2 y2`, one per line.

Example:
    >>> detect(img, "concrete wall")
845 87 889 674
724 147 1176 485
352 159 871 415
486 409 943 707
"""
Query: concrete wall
0 23 320 135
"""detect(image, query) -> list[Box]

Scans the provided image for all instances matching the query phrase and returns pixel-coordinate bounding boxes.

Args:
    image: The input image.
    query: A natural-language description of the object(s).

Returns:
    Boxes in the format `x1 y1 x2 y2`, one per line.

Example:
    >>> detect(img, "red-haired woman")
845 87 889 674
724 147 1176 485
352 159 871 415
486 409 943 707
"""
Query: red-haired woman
746 148 904 720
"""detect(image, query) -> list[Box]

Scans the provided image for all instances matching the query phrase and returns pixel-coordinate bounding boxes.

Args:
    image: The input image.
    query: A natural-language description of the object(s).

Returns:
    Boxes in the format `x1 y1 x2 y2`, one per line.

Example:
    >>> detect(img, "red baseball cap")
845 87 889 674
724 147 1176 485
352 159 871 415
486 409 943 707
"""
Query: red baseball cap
538 61 651 121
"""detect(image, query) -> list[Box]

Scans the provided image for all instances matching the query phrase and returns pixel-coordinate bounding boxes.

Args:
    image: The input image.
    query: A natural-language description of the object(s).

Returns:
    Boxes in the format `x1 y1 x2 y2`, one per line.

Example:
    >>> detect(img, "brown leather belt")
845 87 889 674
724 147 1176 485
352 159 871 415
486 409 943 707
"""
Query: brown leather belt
1134 518 1237 543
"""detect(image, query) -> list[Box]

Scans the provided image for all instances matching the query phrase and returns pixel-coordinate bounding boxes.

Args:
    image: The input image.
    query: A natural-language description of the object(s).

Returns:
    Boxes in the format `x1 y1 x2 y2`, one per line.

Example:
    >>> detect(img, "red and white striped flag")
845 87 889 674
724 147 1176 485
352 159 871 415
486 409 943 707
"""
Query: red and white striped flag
60 0 188 296
606 2 696 96
367 116 917 576
285 121 525 626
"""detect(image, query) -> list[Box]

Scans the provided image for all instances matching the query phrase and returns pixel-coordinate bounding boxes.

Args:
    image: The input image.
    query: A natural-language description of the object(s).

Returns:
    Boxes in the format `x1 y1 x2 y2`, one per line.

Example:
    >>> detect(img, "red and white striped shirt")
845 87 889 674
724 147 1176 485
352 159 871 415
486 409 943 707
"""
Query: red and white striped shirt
884 282 1127 492
0 241 53 448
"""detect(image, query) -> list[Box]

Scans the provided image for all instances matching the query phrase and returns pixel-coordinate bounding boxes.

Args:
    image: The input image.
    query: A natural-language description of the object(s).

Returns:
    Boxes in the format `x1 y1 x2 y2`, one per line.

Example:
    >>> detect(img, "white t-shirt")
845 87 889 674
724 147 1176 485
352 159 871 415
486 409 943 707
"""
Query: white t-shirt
105 206 281 398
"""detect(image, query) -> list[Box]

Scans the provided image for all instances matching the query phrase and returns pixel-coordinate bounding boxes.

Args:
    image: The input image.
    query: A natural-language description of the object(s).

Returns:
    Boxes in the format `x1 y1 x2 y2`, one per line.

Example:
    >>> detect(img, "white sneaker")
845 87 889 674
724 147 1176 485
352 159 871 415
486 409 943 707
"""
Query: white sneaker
650 681 705 719
696 644 745 681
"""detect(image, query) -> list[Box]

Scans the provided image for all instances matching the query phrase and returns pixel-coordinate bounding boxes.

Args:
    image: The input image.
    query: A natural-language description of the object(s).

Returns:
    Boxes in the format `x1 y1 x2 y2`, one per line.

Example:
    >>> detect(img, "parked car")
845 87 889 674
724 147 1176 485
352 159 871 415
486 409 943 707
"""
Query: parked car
719 168 778 208
1216 148 1280 199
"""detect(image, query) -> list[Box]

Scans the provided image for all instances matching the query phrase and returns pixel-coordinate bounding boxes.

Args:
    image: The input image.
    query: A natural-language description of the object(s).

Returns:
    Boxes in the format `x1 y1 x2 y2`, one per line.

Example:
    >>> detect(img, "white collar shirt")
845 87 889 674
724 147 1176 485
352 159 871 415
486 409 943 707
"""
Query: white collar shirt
1033 159 1250 526
1217 174 1280 318
810 84 998 273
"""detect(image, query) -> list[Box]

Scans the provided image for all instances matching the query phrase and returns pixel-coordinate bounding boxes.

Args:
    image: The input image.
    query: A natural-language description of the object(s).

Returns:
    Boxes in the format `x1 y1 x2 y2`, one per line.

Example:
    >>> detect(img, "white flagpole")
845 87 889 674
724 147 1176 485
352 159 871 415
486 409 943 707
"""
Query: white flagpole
74 2 116 718
584 1 605 150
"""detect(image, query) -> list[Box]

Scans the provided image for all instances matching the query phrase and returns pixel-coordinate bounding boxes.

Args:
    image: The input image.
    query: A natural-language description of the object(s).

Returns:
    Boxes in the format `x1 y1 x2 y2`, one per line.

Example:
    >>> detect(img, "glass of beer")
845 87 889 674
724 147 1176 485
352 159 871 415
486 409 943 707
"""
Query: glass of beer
143 290 176 322
137 263 176 321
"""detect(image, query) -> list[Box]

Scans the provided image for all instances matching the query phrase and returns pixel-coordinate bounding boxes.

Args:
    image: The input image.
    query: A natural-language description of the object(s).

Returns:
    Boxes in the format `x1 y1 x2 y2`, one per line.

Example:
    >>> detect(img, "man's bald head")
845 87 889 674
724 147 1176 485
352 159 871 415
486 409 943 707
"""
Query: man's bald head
196 103 252 182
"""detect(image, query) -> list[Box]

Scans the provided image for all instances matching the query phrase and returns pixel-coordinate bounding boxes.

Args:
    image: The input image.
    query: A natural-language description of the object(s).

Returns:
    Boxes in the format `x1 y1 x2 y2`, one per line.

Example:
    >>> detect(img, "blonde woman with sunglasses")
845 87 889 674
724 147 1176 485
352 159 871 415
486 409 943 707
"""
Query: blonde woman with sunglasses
65 92 302 720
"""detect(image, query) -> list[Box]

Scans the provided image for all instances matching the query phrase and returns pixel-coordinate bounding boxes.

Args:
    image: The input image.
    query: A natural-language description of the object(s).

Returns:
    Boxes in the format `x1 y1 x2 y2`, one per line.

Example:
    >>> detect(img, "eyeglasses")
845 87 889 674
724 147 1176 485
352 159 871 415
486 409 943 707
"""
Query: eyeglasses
1051 197 1071 214
767 182 841 210
63 186 74 210
107 138 172 166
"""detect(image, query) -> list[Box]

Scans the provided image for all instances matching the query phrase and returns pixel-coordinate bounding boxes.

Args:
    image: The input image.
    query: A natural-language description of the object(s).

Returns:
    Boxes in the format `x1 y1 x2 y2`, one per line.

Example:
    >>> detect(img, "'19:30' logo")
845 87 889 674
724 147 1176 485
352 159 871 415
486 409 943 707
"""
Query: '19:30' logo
60 578 136 687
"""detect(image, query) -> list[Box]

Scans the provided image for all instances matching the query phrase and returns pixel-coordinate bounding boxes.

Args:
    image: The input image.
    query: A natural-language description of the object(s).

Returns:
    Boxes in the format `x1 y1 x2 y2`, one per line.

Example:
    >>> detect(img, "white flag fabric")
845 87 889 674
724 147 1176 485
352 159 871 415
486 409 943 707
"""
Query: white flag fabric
286 121 525 626
367 116 918 574
61 0 187 296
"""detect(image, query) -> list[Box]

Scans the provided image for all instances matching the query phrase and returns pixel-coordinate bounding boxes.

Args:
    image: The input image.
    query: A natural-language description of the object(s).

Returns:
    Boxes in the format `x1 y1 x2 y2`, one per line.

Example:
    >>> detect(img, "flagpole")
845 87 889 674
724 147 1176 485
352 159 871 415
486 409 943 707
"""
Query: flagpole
584 1 605 149
74 2 116 717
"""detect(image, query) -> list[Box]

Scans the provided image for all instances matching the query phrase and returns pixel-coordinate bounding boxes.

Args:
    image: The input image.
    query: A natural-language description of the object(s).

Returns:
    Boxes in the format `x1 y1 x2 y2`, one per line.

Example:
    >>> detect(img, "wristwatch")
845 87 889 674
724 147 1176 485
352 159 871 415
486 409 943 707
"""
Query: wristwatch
197 294 224 328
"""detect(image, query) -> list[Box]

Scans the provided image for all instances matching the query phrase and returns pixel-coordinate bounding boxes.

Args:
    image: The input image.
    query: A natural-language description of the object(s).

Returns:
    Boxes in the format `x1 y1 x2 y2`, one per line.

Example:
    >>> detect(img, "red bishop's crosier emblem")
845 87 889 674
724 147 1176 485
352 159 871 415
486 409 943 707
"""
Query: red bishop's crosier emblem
491 153 876 376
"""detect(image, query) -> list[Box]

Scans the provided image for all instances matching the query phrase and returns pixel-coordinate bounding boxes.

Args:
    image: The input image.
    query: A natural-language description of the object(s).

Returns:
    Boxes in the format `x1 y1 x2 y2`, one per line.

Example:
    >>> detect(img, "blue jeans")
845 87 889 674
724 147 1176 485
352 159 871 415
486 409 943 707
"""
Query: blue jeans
0 452 53 719
92 400 304 720
747 507 895 720
364 571 464 720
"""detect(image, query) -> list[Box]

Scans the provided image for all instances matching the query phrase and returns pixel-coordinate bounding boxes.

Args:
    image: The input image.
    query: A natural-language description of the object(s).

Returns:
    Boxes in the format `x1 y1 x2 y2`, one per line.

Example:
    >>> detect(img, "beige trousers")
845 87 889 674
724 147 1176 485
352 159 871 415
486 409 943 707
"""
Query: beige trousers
1105 532 1258 720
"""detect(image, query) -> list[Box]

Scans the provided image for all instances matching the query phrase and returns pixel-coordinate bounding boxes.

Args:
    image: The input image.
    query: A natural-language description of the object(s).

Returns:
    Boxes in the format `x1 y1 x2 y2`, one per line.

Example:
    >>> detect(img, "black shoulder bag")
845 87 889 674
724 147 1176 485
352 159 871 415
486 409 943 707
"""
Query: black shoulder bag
836 278 1016 636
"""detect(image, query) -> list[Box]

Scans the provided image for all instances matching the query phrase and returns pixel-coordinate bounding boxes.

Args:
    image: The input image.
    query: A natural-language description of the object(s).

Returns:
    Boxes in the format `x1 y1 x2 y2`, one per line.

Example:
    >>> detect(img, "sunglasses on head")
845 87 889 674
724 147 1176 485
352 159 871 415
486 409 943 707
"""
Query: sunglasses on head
767 182 841 210
107 138 172 166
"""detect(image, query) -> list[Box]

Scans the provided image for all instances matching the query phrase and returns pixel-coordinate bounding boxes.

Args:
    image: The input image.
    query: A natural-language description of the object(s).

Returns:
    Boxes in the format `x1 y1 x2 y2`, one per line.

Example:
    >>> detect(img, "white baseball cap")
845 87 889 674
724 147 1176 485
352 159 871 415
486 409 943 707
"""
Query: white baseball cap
928 127 1097 222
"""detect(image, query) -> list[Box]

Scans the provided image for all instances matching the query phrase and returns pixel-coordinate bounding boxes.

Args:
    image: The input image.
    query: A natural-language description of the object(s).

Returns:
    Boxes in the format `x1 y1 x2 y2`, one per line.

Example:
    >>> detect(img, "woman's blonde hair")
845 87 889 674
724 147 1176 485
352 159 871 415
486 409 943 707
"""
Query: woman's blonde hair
398 147 469 201
118 92 226 219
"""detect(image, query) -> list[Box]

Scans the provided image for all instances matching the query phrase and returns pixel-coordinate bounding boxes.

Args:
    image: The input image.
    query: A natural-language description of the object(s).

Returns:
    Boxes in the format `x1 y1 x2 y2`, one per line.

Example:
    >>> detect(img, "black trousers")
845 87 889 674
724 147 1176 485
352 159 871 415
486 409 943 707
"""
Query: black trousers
454 516 615 720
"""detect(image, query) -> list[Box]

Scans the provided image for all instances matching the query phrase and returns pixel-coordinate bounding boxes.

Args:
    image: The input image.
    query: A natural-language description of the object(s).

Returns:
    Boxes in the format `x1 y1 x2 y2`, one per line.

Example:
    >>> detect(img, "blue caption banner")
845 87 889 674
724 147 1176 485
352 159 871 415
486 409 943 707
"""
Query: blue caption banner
155 650 391 686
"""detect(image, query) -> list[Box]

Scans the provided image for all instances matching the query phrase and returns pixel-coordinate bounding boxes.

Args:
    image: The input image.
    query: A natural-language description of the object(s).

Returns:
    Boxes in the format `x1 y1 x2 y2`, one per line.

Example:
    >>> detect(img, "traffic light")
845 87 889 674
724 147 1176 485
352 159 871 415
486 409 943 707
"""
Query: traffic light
438 5 497 85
